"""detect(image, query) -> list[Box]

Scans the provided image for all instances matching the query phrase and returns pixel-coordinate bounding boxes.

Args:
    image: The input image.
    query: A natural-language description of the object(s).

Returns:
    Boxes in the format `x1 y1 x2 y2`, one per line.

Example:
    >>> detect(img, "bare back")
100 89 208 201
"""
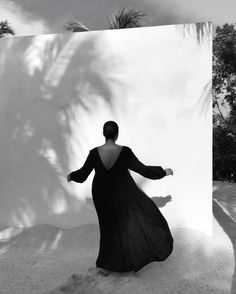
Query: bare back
97 144 123 170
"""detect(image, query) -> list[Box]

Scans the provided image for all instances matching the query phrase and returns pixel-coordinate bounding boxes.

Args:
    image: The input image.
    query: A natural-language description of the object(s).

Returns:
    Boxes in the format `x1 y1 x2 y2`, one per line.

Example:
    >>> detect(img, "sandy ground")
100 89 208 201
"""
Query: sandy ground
0 181 235 294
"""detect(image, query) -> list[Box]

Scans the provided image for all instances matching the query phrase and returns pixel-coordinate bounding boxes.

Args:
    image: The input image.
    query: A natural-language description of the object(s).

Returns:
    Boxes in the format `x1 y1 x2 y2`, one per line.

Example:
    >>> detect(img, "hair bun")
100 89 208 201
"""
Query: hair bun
103 121 119 139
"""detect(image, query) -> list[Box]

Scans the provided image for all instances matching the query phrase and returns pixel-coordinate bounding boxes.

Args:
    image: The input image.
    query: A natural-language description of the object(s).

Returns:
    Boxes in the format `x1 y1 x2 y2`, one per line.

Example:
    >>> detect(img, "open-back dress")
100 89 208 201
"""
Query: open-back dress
69 146 173 272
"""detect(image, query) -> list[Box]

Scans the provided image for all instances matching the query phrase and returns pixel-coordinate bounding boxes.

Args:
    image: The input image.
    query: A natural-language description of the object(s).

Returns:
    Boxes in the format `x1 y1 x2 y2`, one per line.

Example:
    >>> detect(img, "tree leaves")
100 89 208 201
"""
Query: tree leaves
63 20 89 32
213 23 236 182
0 20 15 38
64 8 145 32
213 23 236 114
109 8 145 29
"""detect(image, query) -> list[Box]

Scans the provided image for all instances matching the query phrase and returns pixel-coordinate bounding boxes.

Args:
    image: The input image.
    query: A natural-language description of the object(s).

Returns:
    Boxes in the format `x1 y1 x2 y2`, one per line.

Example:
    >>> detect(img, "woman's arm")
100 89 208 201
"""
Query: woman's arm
127 147 173 179
67 150 94 183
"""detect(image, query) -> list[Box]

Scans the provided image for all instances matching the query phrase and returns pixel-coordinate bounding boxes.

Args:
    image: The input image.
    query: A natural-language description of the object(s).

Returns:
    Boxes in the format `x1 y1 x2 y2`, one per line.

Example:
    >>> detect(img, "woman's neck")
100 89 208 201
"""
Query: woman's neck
105 139 115 144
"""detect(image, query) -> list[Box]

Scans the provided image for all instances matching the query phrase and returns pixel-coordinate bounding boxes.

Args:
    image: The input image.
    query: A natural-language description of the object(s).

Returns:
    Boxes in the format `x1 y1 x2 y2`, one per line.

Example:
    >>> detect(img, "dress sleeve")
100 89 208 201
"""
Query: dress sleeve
69 150 94 183
127 147 166 179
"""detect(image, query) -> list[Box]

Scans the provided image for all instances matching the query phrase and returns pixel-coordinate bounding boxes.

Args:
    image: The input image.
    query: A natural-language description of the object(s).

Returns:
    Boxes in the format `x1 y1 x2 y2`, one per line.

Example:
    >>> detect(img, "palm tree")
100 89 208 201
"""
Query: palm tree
63 20 89 32
109 8 145 29
64 8 145 32
0 20 15 38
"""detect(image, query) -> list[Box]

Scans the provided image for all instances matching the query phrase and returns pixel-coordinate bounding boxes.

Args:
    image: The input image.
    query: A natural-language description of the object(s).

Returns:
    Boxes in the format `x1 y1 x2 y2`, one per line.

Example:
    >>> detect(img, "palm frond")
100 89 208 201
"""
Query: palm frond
109 8 145 29
63 20 89 33
0 20 15 38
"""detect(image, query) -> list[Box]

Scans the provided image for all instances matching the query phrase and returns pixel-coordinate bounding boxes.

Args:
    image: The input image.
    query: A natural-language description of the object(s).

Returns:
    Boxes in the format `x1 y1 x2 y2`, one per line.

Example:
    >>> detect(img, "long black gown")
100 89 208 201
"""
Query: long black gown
69 146 173 272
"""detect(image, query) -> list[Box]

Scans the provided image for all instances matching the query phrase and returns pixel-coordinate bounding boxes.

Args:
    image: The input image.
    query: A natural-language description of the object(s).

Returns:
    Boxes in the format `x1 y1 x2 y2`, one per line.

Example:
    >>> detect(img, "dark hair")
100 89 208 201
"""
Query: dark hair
103 121 119 139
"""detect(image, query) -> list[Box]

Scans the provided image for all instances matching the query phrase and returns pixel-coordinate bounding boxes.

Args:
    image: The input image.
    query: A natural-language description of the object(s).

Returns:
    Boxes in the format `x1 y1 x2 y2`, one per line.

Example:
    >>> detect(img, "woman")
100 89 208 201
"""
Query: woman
67 121 173 275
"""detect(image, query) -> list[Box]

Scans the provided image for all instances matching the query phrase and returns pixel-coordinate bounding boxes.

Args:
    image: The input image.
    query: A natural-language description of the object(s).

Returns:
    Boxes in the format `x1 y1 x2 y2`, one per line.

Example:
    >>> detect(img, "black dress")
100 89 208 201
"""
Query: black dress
69 146 173 272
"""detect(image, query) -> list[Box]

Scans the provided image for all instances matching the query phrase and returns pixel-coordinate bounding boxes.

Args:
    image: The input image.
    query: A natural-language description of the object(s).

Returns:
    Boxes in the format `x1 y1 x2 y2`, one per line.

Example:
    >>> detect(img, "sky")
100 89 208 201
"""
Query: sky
0 23 212 234
0 0 235 36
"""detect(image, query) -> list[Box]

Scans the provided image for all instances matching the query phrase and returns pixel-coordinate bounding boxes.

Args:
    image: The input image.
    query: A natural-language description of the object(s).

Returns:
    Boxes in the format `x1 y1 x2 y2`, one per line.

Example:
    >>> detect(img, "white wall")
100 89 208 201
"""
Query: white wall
0 23 212 234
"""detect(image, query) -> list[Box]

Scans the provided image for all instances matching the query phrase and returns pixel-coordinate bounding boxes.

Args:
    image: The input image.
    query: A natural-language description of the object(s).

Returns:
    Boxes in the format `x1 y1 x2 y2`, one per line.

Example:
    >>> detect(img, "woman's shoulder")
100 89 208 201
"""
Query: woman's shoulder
89 145 131 152
89 147 98 154
121 145 132 155
122 145 131 150
92 144 128 149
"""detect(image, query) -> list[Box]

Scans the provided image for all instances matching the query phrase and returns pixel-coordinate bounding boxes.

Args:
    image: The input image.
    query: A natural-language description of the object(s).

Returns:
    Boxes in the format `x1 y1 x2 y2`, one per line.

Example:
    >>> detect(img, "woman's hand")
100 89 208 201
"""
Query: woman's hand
67 174 71 182
165 168 173 176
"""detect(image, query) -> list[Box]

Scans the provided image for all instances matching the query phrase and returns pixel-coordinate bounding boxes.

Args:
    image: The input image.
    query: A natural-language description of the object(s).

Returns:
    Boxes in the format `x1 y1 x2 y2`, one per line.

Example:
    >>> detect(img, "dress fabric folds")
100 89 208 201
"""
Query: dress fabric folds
69 146 173 272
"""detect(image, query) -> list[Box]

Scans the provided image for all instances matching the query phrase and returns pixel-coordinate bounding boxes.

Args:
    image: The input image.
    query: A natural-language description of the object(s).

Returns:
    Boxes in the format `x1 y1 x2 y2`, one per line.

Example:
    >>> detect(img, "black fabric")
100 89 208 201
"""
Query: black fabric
69 146 173 272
